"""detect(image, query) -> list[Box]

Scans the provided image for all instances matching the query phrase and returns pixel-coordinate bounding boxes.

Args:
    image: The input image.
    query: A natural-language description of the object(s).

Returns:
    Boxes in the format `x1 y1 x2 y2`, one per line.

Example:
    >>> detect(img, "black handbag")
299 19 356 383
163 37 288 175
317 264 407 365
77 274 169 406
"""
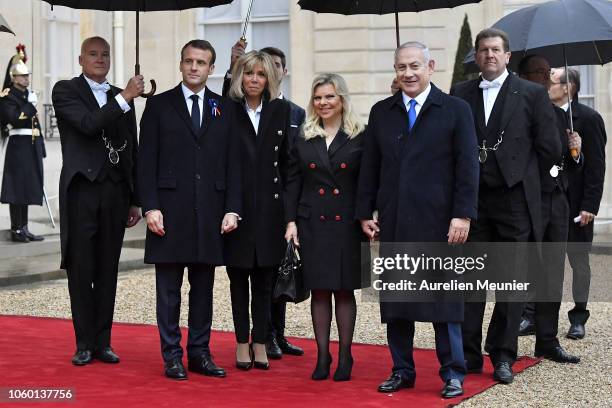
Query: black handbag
273 240 310 304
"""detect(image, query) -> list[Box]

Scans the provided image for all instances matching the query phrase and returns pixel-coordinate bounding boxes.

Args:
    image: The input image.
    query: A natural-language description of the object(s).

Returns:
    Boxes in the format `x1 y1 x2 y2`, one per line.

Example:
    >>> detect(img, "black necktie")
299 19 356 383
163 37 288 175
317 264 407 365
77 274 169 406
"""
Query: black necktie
190 94 200 130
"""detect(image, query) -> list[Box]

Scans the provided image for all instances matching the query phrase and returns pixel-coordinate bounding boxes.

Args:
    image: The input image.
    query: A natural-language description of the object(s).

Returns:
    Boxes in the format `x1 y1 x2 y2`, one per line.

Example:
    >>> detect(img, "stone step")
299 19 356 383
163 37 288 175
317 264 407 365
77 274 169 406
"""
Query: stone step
0 247 146 287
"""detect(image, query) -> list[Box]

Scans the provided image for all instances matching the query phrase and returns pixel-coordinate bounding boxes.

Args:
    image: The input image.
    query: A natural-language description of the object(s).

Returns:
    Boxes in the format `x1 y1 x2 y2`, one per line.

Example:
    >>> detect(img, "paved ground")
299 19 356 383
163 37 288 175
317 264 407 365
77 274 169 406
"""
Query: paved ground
0 267 610 407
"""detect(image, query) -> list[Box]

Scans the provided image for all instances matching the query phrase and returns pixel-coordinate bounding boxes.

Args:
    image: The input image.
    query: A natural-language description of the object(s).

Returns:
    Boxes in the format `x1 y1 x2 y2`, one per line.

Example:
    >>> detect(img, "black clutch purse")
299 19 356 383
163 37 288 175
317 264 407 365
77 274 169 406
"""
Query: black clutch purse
273 240 310 304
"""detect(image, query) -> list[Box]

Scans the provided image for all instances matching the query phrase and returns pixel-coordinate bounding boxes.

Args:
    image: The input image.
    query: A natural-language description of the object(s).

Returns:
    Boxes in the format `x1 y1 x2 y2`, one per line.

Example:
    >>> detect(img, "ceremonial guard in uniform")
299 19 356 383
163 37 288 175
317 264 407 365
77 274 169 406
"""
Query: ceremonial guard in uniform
0 45 45 242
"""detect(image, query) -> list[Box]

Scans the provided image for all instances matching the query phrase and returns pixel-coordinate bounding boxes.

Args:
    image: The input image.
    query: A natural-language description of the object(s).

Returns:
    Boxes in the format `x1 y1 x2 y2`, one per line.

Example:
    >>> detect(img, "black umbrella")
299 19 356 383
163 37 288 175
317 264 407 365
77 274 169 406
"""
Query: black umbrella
298 0 482 47
43 0 234 97
0 13 15 35
462 0 612 134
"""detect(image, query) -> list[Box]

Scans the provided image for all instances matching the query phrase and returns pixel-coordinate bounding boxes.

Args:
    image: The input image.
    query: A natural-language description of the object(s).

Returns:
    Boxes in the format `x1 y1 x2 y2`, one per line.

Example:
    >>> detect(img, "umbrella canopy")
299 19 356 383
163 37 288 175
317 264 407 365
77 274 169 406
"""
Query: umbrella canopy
0 14 15 35
298 0 481 47
43 0 232 11
463 0 612 70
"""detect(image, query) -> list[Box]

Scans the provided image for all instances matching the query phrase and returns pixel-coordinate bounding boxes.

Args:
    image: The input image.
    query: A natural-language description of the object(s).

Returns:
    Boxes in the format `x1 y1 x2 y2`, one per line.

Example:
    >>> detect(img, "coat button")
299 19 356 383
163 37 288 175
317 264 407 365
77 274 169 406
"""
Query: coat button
309 163 316 169
340 163 347 169
319 215 326 221
195 174 201 180
87 168 92 173
274 145 279 151
319 188 325 195
333 188 340 195
273 161 278 167
273 177 278 183
274 193 279 199
335 215 342 221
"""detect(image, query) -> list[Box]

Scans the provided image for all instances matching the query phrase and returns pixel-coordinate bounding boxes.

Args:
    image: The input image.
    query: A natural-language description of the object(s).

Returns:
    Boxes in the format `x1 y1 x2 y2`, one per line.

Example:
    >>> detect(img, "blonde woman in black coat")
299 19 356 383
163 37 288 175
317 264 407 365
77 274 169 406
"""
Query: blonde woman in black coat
224 51 291 371
285 73 366 381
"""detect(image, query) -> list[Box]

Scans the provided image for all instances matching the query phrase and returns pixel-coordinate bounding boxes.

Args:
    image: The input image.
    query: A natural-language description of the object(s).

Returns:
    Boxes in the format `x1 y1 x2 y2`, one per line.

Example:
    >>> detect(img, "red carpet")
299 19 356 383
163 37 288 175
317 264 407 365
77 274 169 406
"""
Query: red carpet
0 315 539 407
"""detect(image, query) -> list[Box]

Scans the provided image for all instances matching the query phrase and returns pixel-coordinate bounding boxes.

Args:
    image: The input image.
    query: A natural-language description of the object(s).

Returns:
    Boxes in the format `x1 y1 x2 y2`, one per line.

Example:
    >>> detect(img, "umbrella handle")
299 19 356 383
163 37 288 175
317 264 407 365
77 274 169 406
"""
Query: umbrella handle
142 79 157 98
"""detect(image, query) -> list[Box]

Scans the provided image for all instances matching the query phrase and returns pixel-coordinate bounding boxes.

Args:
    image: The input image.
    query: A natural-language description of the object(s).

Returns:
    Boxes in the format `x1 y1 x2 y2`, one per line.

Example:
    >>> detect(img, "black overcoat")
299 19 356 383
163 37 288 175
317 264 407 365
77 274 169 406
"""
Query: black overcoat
52 75 138 268
138 84 241 265
285 129 367 291
0 86 45 205
223 97 291 269
356 84 480 323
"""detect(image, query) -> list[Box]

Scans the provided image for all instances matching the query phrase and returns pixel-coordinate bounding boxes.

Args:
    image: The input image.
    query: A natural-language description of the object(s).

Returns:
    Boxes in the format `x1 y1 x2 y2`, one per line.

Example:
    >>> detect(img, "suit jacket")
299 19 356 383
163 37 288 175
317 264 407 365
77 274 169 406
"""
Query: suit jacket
138 84 241 265
285 129 367 290
566 99 607 244
52 74 138 268
223 97 291 269
356 84 479 323
451 74 562 241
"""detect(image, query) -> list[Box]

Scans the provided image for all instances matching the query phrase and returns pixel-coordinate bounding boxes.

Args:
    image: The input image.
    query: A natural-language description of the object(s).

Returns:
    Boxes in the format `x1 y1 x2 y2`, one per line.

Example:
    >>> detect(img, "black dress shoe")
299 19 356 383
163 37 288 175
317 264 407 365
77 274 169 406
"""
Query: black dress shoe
71 349 93 366
441 379 464 398
535 346 580 363
311 353 332 380
333 356 353 382
10 229 29 243
493 361 514 384
236 345 254 371
377 372 415 393
277 337 304 356
188 355 226 377
518 318 536 336
23 226 44 241
566 323 585 340
165 358 187 380
266 338 283 360
94 346 120 363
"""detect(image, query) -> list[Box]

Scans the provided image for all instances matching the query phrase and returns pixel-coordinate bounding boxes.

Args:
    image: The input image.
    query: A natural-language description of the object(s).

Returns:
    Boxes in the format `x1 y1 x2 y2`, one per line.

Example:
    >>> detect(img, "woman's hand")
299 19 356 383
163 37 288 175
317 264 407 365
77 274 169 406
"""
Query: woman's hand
285 222 299 246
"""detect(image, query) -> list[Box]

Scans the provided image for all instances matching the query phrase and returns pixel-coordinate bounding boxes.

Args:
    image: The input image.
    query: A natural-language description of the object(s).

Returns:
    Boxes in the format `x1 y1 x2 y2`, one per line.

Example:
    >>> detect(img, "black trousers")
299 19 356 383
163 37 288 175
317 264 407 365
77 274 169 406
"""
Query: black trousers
155 263 215 362
567 249 591 325
463 184 531 367
226 266 274 344
9 204 27 229
268 270 286 341
388 321 466 383
65 176 129 351
523 189 568 351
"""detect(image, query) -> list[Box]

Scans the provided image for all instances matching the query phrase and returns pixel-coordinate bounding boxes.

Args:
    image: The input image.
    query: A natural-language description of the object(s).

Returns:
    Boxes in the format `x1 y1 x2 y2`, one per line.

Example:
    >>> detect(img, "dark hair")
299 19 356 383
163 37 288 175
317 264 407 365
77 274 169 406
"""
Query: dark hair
517 54 543 76
475 28 510 52
559 67 581 97
260 47 286 68
181 40 216 65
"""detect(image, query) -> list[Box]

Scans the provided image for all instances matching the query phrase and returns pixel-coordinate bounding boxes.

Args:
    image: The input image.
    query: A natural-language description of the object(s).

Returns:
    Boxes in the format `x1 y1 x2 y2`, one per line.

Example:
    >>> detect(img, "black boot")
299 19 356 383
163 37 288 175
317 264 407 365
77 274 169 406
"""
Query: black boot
23 226 44 241
11 228 29 243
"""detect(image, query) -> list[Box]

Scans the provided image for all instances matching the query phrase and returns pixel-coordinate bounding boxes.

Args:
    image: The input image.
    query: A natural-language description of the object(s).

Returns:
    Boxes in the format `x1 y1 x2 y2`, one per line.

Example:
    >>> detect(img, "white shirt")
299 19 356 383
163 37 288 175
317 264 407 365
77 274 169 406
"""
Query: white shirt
481 69 509 126
181 83 205 127
84 75 131 113
561 101 572 112
402 83 431 119
245 100 263 134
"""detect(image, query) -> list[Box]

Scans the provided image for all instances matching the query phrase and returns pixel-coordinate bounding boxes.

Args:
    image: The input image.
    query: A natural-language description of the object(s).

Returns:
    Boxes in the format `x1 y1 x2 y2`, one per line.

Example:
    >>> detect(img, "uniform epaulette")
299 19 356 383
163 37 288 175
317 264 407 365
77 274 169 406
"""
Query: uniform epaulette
0 88 9 98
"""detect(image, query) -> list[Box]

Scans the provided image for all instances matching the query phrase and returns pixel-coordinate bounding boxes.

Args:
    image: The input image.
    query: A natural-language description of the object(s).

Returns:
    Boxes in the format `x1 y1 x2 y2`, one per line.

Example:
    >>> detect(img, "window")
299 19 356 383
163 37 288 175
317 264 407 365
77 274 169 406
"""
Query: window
576 65 595 108
197 0 290 96
43 3 80 104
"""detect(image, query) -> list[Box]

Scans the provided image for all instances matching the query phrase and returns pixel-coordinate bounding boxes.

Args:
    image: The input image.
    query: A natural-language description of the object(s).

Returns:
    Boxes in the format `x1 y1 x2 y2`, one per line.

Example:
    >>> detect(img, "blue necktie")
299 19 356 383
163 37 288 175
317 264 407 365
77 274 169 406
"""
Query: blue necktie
190 94 201 130
407 99 417 131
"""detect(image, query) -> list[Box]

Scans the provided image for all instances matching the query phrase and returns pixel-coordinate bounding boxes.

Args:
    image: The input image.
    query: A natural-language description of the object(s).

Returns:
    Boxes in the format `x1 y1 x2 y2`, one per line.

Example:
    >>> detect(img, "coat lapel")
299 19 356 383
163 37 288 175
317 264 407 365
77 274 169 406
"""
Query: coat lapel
328 130 349 158
169 84 198 140
312 136 332 172
197 88 215 140
398 84 443 158
76 75 103 111
256 99 273 153
497 75 520 134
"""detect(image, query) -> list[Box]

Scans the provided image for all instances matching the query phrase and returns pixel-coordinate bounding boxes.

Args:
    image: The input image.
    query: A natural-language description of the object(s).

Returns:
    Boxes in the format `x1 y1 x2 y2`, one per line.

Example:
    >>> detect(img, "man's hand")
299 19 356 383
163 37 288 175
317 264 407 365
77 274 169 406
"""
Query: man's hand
229 39 247 71
579 210 595 227
126 206 141 228
285 222 299 246
221 213 239 234
568 129 582 158
120 75 145 102
360 219 380 241
447 218 470 244
146 209 165 236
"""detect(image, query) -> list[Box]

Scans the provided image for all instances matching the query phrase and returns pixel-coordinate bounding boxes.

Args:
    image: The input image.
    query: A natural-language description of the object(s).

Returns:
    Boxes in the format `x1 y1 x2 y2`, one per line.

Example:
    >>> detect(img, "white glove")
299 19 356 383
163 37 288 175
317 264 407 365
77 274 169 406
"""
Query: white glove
27 91 38 107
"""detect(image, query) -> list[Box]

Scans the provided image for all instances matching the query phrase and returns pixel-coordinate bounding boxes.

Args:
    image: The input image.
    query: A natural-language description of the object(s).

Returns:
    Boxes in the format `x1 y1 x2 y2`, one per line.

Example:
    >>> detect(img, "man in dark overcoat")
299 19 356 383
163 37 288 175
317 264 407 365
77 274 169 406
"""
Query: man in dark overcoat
0 45 46 242
52 36 143 365
356 41 479 398
549 67 607 340
138 40 241 380
450 28 561 383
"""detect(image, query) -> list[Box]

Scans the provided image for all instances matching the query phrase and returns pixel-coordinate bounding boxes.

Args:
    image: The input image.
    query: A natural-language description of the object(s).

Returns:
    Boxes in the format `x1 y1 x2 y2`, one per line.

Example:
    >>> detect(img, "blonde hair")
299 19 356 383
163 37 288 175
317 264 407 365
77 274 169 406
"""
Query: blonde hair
228 51 280 101
302 73 364 140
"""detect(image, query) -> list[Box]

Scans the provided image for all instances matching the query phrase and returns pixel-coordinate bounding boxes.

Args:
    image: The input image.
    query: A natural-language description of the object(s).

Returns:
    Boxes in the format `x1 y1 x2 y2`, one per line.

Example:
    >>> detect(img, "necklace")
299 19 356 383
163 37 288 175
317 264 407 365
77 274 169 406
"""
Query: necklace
478 130 504 164
101 129 127 165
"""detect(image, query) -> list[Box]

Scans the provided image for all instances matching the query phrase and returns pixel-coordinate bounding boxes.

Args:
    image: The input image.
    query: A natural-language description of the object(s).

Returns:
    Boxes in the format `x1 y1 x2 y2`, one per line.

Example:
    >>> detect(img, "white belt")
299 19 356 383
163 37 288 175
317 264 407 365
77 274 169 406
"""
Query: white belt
8 129 33 136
